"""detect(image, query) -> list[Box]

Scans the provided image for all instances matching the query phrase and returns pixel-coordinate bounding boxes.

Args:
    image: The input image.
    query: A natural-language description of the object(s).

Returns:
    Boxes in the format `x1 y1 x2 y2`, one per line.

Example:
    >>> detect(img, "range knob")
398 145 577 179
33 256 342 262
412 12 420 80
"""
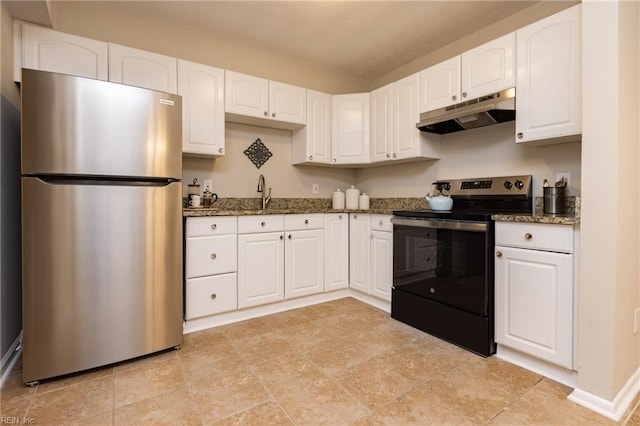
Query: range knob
503 180 513 189
514 180 525 189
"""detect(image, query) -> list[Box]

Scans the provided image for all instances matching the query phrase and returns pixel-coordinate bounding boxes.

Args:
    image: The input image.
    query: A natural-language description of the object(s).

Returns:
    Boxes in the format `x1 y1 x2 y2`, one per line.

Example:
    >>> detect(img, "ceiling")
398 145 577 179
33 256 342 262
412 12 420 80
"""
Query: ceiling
8 1 541 80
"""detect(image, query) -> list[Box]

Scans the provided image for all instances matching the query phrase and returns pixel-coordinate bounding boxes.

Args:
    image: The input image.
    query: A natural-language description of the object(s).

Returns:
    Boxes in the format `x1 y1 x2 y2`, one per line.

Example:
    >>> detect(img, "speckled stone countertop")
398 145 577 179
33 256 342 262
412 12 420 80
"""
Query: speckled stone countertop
492 196 581 225
183 197 429 217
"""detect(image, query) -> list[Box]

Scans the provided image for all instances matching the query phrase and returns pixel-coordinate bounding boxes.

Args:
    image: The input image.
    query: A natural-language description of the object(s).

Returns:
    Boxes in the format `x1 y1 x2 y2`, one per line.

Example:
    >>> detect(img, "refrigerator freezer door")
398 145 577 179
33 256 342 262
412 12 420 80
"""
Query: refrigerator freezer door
22 177 183 382
21 69 182 179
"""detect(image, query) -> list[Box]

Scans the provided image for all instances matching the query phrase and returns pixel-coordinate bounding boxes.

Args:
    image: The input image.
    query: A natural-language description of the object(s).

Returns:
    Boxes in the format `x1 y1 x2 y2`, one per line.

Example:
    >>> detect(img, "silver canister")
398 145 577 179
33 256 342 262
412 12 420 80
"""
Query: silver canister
543 186 566 215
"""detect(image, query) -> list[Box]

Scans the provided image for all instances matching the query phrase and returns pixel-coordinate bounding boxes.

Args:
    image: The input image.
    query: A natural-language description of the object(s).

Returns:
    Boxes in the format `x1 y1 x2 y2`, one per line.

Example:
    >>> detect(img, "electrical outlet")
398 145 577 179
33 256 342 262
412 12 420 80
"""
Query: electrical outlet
312 183 319 194
555 172 570 187
634 308 639 334
203 180 213 192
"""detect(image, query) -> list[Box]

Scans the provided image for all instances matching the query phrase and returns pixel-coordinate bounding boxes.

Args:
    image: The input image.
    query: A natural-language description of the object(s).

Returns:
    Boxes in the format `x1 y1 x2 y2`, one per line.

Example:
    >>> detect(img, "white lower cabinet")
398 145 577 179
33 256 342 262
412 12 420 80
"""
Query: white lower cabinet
370 215 393 301
495 222 574 368
285 229 324 299
349 214 371 294
324 214 349 291
186 274 237 320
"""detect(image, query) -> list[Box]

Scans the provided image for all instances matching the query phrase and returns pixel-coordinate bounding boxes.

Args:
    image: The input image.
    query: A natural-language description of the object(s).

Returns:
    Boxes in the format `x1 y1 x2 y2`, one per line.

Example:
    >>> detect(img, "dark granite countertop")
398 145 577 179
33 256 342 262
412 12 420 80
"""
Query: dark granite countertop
492 196 581 225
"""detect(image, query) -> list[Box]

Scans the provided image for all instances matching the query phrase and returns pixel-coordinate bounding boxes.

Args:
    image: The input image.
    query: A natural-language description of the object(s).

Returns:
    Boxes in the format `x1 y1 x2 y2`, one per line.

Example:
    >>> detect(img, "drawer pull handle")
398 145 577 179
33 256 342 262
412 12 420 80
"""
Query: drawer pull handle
496 251 503 258
211 253 217 260
261 221 266 227
517 132 524 139
304 219 309 224
288 234 292 240
525 233 532 240
210 293 217 300
211 224 217 230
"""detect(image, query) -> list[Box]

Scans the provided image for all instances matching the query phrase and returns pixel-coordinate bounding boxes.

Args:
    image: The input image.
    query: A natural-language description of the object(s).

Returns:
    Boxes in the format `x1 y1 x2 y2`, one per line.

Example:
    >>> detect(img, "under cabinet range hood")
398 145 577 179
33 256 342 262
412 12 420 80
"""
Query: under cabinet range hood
417 88 515 134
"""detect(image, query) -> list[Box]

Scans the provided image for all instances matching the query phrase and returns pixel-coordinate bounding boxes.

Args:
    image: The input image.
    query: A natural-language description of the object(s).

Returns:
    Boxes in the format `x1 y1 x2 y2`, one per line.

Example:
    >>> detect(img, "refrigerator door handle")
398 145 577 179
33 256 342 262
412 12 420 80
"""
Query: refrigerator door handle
32 176 180 187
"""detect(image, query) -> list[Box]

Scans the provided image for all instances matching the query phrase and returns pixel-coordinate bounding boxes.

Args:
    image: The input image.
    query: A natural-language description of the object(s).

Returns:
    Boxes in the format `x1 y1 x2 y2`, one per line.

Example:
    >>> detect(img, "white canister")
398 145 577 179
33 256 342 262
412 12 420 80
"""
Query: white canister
345 186 360 210
332 189 345 209
359 193 370 210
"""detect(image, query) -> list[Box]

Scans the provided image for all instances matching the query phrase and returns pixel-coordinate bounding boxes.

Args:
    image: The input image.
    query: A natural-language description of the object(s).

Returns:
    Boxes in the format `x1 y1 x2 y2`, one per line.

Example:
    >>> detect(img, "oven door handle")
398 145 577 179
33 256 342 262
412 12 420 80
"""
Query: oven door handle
391 217 488 232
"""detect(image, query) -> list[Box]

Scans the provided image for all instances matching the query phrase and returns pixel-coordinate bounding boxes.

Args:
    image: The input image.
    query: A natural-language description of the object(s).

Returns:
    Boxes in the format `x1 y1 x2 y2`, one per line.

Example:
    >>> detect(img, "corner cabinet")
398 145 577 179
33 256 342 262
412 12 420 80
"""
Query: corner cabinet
291 89 332 165
332 93 371 164
14 21 108 82
178 60 225 157
494 222 575 369
349 214 371 294
108 43 177 94
515 5 581 144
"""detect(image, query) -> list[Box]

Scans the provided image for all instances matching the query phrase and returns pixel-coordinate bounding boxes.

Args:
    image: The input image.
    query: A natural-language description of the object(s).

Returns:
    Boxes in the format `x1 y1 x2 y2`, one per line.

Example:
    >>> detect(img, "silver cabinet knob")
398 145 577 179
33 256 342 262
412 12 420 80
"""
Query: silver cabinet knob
525 233 533 240
392 153 397 158
370 234 374 239
452 95 457 101
210 253 217 260
462 92 467 98
218 148 224 154
264 111 268 117
261 221 266 227
496 251 503 258
211 224 217 230
517 132 524 139
338 215 342 219
288 234 292 240
386 153 390 159
210 293 217 300
308 155 313 160
430 287 436 293
379 220 383 226
332 158 337 163
272 112 276 118
304 219 309 224
280 235 283 240
353 215 357 219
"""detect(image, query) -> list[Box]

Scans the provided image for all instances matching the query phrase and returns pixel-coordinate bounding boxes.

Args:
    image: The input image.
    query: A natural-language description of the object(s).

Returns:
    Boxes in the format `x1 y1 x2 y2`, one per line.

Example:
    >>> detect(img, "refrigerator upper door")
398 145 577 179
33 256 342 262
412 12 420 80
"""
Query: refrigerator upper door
21 69 182 179
22 177 183 382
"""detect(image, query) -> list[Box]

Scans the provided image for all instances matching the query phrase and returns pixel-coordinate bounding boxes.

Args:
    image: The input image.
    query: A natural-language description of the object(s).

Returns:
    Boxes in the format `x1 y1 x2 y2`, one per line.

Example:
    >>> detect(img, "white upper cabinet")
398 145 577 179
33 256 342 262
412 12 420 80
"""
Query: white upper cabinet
225 70 306 127
370 83 394 163
515 5 581 144
419 56 461 112
332 93 371 164
178 59 225 157
109 44 177 94
15 22 108 82
291 89 332 165
461 33 515 101
419 33 515 113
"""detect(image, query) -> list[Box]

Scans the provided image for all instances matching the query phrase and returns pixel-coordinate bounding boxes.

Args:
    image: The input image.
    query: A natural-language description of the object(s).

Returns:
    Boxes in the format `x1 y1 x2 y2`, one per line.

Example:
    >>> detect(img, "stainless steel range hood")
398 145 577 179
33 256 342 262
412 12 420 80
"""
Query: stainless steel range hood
417 88 515 134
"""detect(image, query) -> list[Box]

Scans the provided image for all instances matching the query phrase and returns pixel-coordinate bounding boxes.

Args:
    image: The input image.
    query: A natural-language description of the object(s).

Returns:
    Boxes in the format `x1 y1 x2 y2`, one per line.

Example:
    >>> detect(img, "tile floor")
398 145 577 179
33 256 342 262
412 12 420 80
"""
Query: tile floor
1 297 637 425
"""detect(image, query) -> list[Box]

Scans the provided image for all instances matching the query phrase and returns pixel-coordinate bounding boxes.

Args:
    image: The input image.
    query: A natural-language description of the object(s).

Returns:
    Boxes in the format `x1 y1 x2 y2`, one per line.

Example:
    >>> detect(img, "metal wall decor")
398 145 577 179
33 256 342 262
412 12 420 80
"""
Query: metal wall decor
243 138 273 169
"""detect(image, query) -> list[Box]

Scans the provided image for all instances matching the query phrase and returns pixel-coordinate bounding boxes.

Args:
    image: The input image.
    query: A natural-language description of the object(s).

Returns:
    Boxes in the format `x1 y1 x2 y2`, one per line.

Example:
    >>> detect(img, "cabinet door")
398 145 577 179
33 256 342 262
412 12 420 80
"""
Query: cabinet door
324 214 349 291
461 33 515 100
371 230 393 301
292 89 332 164
515 5 581 143
225 70 269 119
178 60 225 156
349 214 371 293
393 72 424 160
370 83 394 162
20 23 108 82
269 81 307 125
285 229 324 299
109 44 177 93
238 232 284 309
495 246 573 368
331 93 370 164
419 56 461 112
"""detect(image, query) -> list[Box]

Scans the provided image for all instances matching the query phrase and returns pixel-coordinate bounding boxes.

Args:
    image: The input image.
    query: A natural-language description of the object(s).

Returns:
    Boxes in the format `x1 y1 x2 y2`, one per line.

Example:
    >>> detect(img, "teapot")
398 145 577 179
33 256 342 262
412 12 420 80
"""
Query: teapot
425 193 453 211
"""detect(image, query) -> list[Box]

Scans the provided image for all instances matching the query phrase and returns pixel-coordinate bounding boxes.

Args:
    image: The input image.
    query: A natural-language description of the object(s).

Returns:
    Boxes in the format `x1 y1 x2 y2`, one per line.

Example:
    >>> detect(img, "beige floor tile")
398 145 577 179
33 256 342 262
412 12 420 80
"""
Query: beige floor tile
178 345 246 383
36 364 114 395
261 306 323 329
349 413 386 426
299 336 373 375
341 328 406 357
26 375 113 424
67 410 114 426
213 400 293 426
216 317 274 340
114 358 186 408
229 331 295 365
190 365 271 424
0 369 37 404
250 352 328 397
627 411 640 426
114 388 201 426
276 377 370 425
459 354 543 397
0 396 31 419
113 348 179 373
179 328 230 357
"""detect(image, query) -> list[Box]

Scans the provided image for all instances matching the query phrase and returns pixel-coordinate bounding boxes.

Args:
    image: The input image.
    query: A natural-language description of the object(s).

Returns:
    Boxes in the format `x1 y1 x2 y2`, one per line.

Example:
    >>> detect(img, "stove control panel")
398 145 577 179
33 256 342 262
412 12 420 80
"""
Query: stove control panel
433 175 532 197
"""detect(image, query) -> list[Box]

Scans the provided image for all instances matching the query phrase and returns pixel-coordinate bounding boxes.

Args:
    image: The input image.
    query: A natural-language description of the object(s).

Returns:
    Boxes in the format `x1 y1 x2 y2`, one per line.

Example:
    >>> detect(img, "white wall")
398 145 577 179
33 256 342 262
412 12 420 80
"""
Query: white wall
356 122 581 199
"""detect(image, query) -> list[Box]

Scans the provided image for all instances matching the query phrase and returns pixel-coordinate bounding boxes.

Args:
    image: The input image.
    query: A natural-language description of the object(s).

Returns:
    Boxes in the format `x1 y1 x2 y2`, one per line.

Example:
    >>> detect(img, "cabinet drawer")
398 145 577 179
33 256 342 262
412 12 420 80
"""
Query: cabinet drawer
238 215 285 234
285 214 324 231
185 273 237 319
186 235 237 278
186 216 237 237
495 222 573 253
370 214 393 232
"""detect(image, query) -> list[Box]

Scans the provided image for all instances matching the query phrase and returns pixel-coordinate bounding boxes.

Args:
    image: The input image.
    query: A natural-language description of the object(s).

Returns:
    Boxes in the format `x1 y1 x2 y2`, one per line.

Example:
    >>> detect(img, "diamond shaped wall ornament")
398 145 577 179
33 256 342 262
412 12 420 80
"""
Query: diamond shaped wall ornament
243 138 273 169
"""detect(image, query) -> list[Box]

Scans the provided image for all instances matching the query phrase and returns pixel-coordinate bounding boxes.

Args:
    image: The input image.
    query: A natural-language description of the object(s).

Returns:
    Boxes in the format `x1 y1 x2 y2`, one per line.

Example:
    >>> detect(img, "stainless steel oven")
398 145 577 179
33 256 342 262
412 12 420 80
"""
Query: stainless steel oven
391 175 532 356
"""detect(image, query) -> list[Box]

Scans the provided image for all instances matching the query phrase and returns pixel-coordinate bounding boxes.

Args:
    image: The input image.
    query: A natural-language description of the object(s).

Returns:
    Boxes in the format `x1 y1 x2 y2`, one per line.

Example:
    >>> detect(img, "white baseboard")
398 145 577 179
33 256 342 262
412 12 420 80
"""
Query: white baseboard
568 367 640 421
1 331 23 388
496 344 578 388
184 289 392 334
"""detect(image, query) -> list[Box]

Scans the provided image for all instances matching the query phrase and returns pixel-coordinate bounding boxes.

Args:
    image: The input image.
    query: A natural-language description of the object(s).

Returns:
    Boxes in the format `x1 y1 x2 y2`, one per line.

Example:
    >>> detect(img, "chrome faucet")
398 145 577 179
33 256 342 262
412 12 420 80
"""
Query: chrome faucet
257 174 272 209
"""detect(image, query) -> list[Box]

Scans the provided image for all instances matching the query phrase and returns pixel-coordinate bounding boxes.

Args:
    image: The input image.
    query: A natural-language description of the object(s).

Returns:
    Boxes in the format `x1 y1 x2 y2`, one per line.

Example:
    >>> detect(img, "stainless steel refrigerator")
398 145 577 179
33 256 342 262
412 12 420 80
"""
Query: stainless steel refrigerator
21 69 183 384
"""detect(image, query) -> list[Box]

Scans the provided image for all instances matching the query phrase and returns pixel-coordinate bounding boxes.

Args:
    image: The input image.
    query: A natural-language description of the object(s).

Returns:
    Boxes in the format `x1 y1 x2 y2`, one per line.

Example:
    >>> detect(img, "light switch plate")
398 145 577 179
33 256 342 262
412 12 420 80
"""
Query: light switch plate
312 183 319 194
203 179 213 192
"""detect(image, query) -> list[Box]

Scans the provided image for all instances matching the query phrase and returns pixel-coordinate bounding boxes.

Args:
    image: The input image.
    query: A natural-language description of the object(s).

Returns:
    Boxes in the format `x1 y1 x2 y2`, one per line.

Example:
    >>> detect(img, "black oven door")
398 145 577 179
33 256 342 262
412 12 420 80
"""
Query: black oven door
392 217 492 317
